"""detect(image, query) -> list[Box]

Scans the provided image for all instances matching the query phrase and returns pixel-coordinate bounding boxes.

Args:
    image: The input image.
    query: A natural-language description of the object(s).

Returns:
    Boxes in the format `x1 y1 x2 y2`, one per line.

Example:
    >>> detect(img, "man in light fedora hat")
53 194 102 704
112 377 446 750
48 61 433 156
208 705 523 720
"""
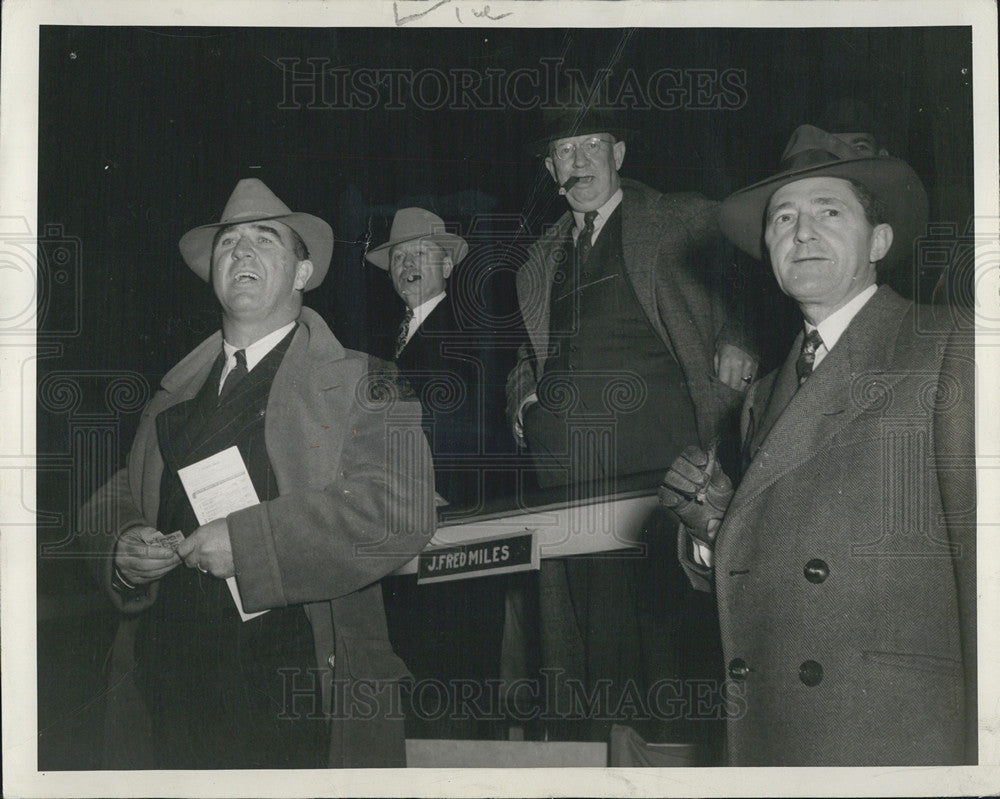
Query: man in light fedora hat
660 125 975 765
82 178 435 768
367 207 506 739
366 207 478 504
504 95 759 742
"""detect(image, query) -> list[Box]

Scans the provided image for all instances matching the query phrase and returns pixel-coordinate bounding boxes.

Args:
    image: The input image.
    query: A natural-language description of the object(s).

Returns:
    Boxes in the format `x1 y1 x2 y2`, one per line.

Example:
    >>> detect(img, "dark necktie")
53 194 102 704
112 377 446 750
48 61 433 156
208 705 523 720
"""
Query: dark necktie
796 329 824 386
395 307 414 358
218 349 248 403
575 210 598 267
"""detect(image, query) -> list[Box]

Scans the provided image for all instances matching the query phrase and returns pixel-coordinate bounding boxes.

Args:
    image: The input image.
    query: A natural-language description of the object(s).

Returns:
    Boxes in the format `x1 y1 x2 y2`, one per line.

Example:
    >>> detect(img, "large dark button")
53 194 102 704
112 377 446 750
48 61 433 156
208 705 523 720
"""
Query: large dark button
799 660 823 686
803 559 830 583
728 658 749 681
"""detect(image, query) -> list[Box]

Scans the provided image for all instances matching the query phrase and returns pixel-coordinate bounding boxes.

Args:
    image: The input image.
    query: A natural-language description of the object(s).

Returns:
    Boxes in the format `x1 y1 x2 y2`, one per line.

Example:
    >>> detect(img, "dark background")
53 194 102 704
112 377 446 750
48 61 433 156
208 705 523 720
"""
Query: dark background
34 25 974 768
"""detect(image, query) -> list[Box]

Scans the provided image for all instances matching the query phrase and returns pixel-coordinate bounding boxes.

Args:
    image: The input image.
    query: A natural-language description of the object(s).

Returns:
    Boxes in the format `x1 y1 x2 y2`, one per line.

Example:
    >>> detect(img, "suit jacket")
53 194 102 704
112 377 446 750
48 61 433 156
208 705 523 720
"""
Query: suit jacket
505 178 751 449
82 307 436 768
396 294 482 505
684 286 976 765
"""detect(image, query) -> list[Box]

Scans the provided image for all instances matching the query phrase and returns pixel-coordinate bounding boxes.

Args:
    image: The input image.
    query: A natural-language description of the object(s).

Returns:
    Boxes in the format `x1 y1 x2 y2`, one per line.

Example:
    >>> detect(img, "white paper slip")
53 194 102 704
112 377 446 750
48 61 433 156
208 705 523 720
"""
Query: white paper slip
177 445 269 622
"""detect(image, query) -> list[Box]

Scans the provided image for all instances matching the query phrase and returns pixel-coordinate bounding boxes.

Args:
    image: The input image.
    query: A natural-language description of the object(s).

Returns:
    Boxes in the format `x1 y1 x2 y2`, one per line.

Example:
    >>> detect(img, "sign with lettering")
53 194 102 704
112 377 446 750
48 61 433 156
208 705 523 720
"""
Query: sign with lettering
416 532 538 584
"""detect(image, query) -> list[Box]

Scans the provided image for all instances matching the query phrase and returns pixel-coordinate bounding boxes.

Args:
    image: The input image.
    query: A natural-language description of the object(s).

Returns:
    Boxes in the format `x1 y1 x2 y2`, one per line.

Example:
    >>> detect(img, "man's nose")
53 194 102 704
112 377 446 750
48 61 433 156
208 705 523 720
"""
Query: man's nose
232 234 253 258
794 215 817 242
572 143 589 168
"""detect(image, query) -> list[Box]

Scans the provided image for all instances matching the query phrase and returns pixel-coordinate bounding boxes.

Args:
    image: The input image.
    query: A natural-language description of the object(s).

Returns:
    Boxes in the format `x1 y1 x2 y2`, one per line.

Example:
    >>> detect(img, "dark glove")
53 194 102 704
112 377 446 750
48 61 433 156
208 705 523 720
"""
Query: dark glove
658 444 734 545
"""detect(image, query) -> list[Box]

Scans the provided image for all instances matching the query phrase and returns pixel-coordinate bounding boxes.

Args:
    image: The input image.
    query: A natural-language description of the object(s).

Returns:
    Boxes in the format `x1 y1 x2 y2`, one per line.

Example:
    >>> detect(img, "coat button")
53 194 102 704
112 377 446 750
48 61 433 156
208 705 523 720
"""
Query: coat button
327 654 336 669
803 559 830 583
799 660 823 686
728 658 749 681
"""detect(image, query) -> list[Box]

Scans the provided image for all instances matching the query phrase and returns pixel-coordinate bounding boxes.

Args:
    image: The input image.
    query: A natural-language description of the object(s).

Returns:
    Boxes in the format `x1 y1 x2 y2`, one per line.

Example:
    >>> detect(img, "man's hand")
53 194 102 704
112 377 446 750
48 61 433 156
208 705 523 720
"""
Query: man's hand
513 393 539 448
115 525 182 584
176 518 235 579
715 343 758 392
658 444 734 545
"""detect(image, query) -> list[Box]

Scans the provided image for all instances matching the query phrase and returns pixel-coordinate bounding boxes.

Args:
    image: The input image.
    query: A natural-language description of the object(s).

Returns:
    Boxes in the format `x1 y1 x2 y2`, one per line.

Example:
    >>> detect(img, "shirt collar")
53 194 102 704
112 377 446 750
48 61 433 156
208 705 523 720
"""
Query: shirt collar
402 291 447 348
806 284 878 352
572 188 623 238
410 291 446 327
223 320 296 372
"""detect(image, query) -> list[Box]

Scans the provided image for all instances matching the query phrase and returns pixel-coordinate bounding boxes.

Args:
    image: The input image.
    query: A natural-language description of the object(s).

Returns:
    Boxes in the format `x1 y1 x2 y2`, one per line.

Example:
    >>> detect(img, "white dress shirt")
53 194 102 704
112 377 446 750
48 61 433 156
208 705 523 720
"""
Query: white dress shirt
401 291 447 349
219 320 296 392
690 284 879 568
806 284 878 370
571 188 623 246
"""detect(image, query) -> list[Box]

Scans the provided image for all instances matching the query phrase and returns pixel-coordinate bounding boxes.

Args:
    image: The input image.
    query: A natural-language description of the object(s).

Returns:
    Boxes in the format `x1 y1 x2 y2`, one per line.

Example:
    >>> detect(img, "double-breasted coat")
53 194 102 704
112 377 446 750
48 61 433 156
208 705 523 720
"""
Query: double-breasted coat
683 287 976 765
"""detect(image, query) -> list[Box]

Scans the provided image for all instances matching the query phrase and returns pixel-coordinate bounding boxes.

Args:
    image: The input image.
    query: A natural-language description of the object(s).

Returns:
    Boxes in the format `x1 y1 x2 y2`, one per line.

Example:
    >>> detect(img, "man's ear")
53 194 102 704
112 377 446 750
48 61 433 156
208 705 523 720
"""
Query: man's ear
613 140 626 171
294 259 314 291
544 157 557 183
441 256 454 280
869 223 893 263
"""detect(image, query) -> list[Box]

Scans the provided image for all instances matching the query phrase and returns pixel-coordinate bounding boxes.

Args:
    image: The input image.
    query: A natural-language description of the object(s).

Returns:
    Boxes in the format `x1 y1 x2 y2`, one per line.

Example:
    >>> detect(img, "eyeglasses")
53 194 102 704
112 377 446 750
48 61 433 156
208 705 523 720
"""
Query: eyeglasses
550 137 614 161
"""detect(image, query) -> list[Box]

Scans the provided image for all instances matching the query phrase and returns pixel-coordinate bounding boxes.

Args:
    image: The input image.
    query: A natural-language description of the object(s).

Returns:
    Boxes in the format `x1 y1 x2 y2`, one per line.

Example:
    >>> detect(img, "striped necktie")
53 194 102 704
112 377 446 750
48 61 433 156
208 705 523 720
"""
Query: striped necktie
395 307 414 358
575 210 598 266
796 329 824 386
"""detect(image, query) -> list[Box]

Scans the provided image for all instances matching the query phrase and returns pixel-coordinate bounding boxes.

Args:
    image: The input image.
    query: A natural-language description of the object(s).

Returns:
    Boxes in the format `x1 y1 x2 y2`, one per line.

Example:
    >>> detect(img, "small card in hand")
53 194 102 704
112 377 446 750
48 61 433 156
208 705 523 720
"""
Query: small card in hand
143 530 185 551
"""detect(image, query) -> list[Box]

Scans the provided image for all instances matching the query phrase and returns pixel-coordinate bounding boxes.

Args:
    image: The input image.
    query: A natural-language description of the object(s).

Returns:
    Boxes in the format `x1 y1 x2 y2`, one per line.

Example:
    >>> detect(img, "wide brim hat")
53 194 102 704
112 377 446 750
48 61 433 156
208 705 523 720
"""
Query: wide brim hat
179 178 333 291
529 105 635 158
365 207 468 271
720 124 927 273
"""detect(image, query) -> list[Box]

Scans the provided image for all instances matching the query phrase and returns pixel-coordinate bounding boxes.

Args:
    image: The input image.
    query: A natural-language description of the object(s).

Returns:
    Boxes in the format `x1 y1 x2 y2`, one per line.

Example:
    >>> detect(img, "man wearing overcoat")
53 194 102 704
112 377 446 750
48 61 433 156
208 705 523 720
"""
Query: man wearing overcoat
661 125 976 765
82 179 436 768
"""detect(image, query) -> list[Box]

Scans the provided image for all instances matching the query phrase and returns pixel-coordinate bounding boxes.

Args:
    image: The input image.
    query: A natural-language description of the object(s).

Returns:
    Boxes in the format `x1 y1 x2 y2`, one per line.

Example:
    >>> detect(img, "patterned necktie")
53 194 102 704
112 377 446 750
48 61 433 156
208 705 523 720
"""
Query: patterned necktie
575 210 598 266
796 329 824 386
219 349 248 403
395 307 414 358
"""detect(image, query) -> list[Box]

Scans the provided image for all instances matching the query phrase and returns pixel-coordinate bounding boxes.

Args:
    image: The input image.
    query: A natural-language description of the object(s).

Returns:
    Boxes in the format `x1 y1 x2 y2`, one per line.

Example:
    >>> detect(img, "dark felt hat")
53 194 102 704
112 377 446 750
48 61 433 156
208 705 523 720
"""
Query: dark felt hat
719 125 927 271
529 105 634 157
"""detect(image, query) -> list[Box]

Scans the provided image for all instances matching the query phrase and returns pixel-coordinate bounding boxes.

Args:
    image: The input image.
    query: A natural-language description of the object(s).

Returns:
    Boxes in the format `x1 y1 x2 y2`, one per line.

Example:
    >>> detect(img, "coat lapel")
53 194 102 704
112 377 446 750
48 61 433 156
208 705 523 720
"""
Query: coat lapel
725 287 912 528
746 332 803 460
265 312 356 496
519 215 573 371
620 182 674 353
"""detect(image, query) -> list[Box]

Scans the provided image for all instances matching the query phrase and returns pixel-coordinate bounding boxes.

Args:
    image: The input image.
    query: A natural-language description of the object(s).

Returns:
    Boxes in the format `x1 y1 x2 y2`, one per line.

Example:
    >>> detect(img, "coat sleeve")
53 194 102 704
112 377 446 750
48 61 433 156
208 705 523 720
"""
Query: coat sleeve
933 324 977 762
79 467 160 614
682 198 759 362
228 372 437 612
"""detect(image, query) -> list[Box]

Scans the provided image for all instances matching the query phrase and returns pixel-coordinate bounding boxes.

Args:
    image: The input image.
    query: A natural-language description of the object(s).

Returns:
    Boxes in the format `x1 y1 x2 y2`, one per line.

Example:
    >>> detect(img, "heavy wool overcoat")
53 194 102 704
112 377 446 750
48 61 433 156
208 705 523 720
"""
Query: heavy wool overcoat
684 286 976 765
82 307 436 768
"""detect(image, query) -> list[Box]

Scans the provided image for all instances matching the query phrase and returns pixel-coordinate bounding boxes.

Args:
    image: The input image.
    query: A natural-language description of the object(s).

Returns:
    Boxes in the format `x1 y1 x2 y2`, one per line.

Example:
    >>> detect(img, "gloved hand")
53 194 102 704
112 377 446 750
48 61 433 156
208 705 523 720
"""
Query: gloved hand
658 444 734 545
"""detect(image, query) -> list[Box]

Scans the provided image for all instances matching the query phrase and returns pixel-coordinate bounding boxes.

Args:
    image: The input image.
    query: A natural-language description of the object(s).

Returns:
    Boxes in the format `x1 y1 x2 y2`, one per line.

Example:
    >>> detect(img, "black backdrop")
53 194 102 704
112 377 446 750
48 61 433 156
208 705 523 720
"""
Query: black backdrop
34 24 974 768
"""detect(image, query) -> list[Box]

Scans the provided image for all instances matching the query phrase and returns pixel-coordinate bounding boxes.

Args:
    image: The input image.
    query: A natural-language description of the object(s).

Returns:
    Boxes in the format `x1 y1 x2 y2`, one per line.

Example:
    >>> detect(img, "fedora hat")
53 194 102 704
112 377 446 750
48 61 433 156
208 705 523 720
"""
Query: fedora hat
179 178 334 291
529 104 635 158
719 125 927 272
365 207 468 271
